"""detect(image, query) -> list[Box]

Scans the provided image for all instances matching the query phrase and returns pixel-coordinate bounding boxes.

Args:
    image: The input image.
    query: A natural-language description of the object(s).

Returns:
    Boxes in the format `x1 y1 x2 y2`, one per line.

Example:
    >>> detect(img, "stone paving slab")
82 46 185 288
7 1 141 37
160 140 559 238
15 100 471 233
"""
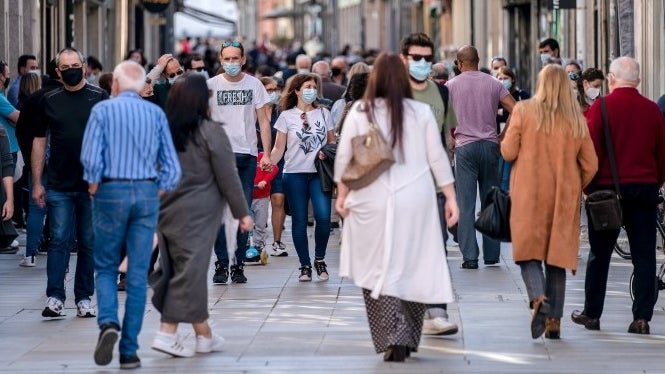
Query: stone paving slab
1 226 665 373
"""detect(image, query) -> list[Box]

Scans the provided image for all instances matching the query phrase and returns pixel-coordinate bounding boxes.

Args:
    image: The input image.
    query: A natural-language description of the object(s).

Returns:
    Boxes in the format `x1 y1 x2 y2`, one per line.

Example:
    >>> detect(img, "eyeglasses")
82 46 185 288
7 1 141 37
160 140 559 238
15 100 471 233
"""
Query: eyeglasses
568 72 580 81
168 69 184 79
407 53 434 63
300 112 309 130
221 41 242 49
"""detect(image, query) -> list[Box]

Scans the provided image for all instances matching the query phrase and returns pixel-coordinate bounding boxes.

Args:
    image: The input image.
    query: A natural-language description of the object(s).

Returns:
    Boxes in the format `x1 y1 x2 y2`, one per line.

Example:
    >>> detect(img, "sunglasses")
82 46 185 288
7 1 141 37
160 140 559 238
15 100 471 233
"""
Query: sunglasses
221 41 242 49
408 53 434 63
568 72 580 81
168 69 184 79
300 112 309 130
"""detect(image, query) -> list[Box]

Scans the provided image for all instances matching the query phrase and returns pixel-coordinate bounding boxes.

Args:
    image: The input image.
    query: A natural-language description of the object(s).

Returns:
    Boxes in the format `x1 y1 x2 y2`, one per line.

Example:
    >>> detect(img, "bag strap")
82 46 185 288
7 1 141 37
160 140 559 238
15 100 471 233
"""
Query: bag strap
599 97 621 197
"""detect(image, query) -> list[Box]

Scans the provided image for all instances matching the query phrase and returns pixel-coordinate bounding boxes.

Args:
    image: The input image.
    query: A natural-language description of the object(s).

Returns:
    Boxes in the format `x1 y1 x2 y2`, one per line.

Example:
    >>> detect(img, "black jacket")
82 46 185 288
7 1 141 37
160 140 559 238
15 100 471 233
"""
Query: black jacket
16 79 63 159
315 143 337 194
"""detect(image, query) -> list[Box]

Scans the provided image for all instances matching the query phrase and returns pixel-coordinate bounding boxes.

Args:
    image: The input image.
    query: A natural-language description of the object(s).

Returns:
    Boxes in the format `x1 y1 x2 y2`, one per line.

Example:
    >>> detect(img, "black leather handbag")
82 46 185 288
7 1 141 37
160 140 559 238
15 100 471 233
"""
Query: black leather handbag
586 97 623 231
474 186 512 242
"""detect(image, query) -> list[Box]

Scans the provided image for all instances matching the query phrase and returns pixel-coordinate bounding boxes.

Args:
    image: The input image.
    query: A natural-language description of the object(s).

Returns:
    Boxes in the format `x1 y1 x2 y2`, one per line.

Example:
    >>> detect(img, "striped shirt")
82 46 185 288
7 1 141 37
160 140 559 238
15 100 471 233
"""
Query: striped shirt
80 91 181 191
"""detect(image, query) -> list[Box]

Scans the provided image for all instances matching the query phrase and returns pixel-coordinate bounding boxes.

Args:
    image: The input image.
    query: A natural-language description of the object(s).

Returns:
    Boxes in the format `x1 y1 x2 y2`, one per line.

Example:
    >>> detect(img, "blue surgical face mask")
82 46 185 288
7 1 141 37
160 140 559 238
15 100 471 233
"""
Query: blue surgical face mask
501 79 512 91
223 62 242 77
540 53 551 65
301 88 317 104
269 91 281 104
409 59 432 82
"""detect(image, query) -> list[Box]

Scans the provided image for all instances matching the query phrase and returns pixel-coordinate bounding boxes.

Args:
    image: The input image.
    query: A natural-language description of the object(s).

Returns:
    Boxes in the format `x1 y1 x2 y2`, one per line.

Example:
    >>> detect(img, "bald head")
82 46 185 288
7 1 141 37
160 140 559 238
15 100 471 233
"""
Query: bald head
312 60 331 77
609 57 640 87
456 45 480 71
113 60 146 94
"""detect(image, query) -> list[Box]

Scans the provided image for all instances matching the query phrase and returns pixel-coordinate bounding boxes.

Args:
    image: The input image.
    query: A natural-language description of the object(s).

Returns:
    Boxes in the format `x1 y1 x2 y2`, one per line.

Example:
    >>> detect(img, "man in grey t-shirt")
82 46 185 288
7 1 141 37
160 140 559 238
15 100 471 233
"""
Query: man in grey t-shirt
445 45 515 269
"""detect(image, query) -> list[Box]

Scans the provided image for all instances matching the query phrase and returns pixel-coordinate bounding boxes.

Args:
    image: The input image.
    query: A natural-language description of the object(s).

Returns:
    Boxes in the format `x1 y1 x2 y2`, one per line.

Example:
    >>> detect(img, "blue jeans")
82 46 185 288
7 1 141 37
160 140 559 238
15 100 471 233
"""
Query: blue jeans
283 172 331 266
26 173 47 257
214 153 255 267
454 140 500 263
92 181 159 356
45 189 94 303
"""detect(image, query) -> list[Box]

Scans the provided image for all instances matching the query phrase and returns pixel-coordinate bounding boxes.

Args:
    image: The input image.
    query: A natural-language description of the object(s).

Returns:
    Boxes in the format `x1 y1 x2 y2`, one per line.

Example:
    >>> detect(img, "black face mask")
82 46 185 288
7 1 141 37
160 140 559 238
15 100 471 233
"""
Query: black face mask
61 67 83 86
331 67 342 77
3 77 9 89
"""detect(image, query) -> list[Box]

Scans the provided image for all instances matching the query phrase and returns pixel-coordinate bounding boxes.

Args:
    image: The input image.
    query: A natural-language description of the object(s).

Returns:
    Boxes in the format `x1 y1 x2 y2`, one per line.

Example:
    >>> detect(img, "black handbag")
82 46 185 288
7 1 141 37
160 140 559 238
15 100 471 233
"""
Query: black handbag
586 97 623 231
474 186 512 242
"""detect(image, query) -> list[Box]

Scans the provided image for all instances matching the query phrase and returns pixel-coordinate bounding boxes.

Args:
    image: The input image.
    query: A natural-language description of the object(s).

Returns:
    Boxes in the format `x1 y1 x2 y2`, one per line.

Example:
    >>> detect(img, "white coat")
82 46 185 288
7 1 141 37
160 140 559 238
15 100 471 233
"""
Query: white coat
334 99 455 304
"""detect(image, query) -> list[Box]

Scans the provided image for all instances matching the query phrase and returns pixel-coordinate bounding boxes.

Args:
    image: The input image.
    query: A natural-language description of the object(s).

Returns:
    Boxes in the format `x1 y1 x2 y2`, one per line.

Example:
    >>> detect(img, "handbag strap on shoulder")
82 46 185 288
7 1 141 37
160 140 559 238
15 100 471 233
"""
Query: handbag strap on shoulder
599 97 621 197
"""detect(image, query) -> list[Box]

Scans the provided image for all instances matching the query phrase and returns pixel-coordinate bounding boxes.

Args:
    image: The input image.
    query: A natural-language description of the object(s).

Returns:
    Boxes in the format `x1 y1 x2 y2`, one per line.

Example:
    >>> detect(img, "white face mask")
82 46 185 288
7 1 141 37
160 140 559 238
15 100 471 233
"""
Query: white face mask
297 68 310 74
585 87 600 101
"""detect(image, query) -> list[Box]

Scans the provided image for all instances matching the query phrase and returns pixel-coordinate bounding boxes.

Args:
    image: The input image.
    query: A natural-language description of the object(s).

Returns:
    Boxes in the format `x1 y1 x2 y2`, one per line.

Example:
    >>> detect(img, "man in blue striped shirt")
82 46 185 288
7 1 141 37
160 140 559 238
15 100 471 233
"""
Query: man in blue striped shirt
80 60 181 370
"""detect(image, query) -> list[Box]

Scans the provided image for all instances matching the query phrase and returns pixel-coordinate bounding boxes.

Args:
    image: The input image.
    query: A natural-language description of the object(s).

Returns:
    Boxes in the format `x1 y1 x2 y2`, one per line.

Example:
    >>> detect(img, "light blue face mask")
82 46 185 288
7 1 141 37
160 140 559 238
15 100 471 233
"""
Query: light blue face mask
197 70 210 79
269 92 281 104
540 53 551 65
223 62 242 77
409 59 432 81
501 79 512 91
301 88 317 104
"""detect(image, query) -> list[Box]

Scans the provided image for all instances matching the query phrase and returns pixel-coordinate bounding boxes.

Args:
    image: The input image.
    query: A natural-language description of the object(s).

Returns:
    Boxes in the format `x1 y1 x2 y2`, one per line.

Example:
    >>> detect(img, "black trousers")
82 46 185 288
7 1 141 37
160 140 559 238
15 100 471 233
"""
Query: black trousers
584 183 659 321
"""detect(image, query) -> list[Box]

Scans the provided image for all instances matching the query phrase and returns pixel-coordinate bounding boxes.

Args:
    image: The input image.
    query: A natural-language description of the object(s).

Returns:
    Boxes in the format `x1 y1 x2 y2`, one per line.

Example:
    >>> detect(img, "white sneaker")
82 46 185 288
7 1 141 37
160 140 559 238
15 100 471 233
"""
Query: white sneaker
270 241 288 257
10 240 19 248
42 297 65 318
195 333 225 353
76 299 96 318
19 255 36 267
151 331 195 357
422 317 459 335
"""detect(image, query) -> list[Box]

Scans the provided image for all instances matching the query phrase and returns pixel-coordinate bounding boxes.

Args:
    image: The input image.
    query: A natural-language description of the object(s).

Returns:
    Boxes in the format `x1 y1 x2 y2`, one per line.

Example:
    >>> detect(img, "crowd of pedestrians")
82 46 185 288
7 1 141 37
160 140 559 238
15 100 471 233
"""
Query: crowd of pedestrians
1 30 665 370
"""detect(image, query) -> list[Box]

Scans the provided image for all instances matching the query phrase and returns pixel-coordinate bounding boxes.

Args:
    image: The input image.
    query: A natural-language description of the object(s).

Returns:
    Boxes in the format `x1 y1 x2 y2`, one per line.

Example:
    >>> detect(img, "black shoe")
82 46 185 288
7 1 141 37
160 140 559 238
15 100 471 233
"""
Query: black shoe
484 259 500 266
307 221 314 227
383 345 407 362
119 354 141 369
313 259 329 281
212 262 228 285
570 309 600 330
94 323 120 366
230 265 247 283
461 260 478 269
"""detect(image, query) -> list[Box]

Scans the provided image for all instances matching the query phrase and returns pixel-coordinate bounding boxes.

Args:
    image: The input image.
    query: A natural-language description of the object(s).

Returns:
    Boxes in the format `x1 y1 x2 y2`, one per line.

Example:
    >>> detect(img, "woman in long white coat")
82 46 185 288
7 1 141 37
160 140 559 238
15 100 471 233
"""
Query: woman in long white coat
334 52 459 362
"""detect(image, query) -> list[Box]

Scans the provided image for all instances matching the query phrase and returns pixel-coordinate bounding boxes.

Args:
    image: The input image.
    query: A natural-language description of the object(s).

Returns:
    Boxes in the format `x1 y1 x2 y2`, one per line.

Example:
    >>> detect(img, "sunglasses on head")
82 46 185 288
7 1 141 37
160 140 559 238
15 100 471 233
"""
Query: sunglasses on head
221 41 242 49
568 72 580 81
168 69 184 79
300 112 309 130
408 53 434 63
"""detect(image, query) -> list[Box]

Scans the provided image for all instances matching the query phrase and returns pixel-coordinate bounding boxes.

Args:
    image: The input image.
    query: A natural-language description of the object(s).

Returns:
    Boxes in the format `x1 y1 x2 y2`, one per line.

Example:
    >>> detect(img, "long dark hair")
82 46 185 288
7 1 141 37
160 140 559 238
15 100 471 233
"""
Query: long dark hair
361 52 412 149
165 73 210 151
278 73 318 111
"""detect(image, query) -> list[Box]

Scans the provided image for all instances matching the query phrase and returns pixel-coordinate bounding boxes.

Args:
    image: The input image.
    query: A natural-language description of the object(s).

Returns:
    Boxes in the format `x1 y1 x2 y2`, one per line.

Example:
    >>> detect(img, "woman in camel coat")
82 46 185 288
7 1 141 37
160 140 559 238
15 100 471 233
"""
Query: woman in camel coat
501 64 598 340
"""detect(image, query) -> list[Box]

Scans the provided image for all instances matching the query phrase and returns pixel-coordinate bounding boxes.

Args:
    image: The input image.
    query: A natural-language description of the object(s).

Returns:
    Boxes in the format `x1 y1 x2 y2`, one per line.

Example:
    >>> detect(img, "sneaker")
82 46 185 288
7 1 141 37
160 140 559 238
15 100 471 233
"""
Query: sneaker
19 255 36 267
119 354 141 369
76 299 97 318
299 266 312 282
212 262 228 285
259 246 268 265
313 259 329 281
195 333 225 353
94 323 120 366
422 317 459 335
151 331 195 358
245 246 260 262
270 241 288 257
10 239 18 248
230 265 247 283
42 297 65 318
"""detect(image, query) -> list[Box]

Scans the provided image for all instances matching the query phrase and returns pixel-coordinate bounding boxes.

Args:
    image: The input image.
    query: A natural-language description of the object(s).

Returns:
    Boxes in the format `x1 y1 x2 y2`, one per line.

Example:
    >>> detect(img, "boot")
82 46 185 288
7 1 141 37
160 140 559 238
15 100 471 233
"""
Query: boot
545 317 560 339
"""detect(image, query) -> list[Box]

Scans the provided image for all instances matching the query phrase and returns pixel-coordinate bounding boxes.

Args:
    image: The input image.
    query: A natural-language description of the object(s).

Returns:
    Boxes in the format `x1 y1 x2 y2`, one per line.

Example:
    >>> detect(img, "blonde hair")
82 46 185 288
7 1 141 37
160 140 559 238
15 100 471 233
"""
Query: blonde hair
532 64 588 138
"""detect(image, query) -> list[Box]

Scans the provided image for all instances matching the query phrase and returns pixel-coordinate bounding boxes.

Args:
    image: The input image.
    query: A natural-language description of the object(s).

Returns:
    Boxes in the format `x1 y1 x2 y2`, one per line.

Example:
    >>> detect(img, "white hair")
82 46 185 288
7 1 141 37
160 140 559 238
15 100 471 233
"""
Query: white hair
113 61 145 93
295 54 312 69
311 60 330 76
609 56 640 83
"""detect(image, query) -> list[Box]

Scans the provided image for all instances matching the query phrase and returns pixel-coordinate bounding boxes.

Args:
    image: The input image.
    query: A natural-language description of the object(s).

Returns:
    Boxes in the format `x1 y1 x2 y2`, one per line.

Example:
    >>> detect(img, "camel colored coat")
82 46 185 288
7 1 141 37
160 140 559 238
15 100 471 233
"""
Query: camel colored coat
501 101 598 271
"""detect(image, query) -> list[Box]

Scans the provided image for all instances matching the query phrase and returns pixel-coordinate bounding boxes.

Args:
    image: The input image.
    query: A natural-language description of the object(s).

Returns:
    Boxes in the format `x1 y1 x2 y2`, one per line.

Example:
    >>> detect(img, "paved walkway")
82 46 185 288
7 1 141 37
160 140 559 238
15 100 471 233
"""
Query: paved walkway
1 224 664 373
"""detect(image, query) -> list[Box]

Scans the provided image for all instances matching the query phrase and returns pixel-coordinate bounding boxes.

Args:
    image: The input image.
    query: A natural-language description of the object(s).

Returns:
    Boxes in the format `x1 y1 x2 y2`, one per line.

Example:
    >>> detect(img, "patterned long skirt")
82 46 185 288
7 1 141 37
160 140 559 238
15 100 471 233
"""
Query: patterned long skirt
362 289 427 353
